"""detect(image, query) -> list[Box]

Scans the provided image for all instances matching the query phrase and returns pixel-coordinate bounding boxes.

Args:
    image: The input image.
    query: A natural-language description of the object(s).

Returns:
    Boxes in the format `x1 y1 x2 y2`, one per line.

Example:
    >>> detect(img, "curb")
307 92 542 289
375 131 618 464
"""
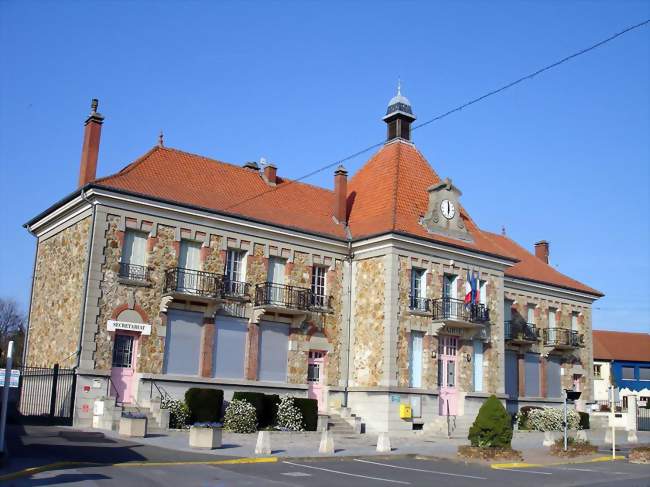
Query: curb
491 455 626 470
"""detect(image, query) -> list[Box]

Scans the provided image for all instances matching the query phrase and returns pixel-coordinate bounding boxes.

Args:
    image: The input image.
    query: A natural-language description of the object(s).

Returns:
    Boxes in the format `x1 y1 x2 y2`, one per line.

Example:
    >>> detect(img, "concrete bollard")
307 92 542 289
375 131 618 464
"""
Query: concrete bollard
319 429 334 455
576 430 588 442
376 432 391 453
627 430 638 444
255 431 271 455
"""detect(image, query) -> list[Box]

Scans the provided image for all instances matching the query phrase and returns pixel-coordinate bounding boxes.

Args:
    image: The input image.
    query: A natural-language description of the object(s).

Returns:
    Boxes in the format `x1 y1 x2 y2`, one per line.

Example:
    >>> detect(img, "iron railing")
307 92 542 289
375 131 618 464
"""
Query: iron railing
119 262 149 281
431 297 490 323
13 364 76 424
164 267 222 298
542 328 582 347
409 295 431 312
504 321 539 342
309 292 333 311
222 278 250 299
254 282 311 310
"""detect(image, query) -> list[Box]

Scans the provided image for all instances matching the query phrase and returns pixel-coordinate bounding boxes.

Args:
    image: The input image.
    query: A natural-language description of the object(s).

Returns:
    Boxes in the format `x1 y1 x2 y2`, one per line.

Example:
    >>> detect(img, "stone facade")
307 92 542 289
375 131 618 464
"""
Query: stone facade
26 216 91 367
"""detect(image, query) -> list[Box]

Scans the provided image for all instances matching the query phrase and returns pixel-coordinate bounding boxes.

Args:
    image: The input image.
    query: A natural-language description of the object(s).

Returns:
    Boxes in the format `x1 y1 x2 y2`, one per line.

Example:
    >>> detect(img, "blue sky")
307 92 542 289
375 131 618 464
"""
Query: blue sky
1 1 648 332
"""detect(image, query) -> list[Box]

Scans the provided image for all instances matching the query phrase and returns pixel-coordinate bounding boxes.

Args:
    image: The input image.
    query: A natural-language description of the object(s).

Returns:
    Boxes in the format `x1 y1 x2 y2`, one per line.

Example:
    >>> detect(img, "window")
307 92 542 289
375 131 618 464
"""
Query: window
409 331 424 388
212 316 247 379
410 268 426 310
163 309 203 376
443 274 457 299
112 334 134 368
527 305 536 325
505 350 519 398
120 230 148 279
571 312 579 332
504 299 513 322
622 366 635 380
524 353 540 397
225 250 246 282
311 265 327 308
258 321 289 382
473 340 484 392
546 356 562 398
179 240 201 270
548 308 556 328
593 364 602 379
640 368 650 381
267 258 286 304
479 280 487 306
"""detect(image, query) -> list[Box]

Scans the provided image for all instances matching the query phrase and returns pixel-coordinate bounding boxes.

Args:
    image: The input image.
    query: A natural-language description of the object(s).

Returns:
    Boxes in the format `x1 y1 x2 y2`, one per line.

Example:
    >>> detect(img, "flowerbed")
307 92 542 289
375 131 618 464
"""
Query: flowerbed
458 445 523 462
549 437 598 457
629 445 650 464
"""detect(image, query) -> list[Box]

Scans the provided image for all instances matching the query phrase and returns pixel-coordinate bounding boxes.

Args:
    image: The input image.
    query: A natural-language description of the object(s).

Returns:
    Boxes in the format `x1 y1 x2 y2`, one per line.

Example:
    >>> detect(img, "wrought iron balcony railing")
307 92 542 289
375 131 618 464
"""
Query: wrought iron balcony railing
222 278 250 299
309 292 333 311
255 282 311 310
164 267 222 299
542 328 583 348
119 262 149 282
504 320 539 342
409 295 431 313
431 297 490 324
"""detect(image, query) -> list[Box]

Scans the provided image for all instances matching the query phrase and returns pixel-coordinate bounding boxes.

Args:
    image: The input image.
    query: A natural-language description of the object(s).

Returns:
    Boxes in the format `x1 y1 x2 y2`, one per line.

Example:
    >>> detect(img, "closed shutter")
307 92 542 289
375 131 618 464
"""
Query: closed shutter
213 316 247 379
546 356 562 398
163 310 203 376
473 340 483 392
524 353 540 397
409 332 423 388
505 350 519 398
258 321 289 382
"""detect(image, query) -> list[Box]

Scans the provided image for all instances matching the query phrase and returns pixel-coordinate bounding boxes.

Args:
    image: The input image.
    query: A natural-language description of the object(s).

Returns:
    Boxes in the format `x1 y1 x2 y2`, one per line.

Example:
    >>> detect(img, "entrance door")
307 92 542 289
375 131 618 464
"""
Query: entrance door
438 335 459 415
307 351 326 412
111 332 138 404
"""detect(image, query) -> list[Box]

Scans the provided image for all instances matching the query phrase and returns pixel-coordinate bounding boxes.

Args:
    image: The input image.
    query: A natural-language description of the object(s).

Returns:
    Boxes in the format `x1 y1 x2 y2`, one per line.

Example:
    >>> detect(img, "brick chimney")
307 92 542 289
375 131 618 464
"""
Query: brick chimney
78 99 104 187
262 162 277 186
334 165 348 224
534 240 549 264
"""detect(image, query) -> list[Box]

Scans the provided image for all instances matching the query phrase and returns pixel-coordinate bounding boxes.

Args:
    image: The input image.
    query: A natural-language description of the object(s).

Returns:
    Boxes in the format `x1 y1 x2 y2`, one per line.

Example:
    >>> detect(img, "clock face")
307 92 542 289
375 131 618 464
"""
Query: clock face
440 199 456 219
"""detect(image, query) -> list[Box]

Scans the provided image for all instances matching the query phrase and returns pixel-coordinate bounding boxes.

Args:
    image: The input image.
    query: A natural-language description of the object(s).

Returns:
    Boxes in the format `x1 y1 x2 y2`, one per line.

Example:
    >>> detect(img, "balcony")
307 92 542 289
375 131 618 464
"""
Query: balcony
504 320 539 344
254 283 331 315
222 278 251 301
431 297 490 325
163 267 223 301
118 262 150 283
543 328 583 349
409 295 431 314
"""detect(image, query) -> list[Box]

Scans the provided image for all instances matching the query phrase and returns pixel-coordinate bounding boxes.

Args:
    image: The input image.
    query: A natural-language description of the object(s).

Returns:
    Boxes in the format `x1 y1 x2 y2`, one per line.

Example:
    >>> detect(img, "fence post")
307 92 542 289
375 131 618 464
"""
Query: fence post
49 363 59 419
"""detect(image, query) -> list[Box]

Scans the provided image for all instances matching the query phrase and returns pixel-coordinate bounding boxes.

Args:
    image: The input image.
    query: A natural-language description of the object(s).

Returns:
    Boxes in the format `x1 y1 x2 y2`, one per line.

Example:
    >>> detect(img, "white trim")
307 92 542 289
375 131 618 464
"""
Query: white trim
32 203 93 238
504 276 600 302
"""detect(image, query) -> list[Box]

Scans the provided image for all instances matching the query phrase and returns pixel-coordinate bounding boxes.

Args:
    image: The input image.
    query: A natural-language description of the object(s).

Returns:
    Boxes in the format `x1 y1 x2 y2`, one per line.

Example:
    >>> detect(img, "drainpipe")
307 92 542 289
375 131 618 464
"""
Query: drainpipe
75 188 97 369
342 228 353 407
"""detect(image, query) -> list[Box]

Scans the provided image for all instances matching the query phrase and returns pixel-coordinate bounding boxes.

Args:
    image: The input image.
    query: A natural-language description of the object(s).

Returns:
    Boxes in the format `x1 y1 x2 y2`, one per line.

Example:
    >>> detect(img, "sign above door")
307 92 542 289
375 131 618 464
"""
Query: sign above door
107 319 151 335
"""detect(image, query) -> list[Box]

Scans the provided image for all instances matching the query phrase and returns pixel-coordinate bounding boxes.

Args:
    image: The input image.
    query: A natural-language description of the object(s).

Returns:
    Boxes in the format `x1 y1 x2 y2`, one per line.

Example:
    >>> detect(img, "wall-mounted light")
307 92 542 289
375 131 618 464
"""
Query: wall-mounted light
465 353 472 363
431 351 437 359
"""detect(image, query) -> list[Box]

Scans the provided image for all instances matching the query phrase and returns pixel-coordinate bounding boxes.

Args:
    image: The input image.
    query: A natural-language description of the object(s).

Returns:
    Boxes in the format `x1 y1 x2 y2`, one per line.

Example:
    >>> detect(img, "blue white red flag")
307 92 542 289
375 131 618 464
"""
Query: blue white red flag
464 270 472 304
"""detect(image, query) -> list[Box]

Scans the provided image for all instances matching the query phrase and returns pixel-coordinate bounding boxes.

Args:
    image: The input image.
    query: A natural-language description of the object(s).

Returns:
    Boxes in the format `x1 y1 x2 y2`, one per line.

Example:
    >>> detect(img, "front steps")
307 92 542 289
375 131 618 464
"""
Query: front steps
424 414 475 438
327 407 363 434
92 396 170 433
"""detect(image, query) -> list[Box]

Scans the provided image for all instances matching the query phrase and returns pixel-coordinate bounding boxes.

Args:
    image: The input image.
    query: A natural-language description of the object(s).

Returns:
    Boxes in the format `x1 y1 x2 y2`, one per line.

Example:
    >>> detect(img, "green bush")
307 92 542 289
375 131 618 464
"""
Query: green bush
161 397 190 429
293 397 318 431
578 411 590 430
468 395 513 448
516 405 543 429
224 399 257 433
184 388 223 423
232 391 266 425
263 394 281 427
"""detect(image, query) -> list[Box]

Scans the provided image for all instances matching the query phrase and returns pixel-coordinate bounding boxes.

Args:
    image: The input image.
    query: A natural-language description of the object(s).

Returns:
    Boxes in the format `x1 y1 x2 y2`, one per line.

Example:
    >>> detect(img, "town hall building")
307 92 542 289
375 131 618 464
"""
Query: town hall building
23 89 603 433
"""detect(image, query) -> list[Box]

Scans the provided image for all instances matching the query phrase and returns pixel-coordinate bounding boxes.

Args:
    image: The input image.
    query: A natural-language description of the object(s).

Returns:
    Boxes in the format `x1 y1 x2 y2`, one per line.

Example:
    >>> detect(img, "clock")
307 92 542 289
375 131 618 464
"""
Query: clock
440 199 455 220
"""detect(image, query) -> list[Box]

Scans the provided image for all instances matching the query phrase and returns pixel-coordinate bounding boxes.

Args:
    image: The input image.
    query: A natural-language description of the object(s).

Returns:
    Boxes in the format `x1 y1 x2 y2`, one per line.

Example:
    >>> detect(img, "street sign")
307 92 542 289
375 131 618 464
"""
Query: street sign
0 369 20 388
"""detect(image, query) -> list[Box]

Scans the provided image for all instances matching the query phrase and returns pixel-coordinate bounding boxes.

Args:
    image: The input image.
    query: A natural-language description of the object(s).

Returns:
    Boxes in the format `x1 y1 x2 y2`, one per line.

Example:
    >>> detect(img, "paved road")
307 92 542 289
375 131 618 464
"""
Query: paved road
5 456 650 486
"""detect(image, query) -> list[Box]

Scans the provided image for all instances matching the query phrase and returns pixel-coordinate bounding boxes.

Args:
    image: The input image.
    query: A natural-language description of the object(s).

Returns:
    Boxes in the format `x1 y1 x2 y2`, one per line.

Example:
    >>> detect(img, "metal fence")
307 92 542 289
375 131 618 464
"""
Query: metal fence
15 364 76 424
638 405 650 431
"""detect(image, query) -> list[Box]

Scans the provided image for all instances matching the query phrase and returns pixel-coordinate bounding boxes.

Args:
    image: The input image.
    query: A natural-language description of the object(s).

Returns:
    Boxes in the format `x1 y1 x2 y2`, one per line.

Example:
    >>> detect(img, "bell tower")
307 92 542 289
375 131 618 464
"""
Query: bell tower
383 80 416 142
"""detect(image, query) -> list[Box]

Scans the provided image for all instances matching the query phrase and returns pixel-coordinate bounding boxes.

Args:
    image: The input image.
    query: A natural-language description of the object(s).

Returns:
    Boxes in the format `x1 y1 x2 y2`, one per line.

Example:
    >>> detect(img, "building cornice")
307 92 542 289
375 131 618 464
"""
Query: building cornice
504 276 601 303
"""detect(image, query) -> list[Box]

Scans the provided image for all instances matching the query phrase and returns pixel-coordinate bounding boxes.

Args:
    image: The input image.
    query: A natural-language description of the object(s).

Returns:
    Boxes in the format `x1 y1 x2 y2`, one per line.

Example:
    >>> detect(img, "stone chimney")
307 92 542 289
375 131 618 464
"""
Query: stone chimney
534 240 550 264
334 165 348 224
78 98 104 187
262 162 277 186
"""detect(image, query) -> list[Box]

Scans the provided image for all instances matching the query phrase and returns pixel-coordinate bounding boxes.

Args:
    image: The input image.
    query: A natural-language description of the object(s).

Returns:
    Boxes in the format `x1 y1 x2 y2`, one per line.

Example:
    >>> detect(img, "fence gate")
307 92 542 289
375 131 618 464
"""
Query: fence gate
16 364 76 425
638 406 650 431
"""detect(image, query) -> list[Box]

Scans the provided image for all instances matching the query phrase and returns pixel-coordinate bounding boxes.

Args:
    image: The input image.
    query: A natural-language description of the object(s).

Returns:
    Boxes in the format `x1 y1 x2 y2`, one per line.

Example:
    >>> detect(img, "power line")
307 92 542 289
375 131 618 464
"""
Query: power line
223 19 649 213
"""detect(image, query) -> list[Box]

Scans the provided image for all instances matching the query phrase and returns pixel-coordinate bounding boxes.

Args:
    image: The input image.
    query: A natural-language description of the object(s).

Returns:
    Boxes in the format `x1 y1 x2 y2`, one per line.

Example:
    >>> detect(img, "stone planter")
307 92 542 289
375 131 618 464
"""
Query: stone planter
119 417 147 438
542 431 560 447
189 426 223 449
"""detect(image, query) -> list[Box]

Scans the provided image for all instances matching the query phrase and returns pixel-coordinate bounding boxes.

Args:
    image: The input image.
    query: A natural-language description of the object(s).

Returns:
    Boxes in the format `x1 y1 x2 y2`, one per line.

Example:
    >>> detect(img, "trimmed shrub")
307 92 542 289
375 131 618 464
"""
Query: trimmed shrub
185 388 224 423
527 407 580 432
468 395 513 448
263 394 281 427
275 395 304 431
578 411 590 430
223 399 257 433
161 397 190 429
293 397 319 431
232 391 267 426
516 406 544 429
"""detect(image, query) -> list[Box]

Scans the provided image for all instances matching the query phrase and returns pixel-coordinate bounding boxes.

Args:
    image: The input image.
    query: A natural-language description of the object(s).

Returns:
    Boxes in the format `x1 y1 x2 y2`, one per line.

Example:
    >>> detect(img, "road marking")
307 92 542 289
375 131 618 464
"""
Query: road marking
498 468 552 475
353 458 487 480
282 461 410 484
281 472 312 477
552 467 628 474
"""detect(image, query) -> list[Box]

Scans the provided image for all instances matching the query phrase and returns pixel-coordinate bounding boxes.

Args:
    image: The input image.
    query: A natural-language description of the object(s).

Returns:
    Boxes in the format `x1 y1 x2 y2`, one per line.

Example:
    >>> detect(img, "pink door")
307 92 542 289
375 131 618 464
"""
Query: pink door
110 332 138 404
307 351 326 412
438 336 459 415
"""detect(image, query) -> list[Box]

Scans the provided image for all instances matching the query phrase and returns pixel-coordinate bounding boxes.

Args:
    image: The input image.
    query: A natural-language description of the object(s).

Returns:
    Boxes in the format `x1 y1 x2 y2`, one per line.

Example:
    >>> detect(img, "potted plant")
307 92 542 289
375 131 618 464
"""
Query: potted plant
119 412 148 438
189 422 223 449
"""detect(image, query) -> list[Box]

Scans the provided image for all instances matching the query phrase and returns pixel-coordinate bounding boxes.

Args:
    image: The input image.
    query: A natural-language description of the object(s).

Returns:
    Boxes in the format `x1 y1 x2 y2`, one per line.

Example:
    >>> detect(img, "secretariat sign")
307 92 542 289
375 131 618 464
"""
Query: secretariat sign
107 320 151 335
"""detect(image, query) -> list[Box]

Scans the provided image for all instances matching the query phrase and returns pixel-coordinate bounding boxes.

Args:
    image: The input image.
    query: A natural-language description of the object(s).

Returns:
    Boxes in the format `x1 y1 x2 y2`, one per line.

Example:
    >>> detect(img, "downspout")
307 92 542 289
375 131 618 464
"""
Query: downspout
75 189 97 369
343 227 353 407
21 226 39 366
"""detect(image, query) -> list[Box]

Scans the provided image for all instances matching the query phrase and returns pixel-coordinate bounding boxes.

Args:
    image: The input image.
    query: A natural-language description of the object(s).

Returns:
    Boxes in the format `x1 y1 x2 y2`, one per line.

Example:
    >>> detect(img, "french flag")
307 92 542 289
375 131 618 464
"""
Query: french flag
464 270 472 304
471 273 479 304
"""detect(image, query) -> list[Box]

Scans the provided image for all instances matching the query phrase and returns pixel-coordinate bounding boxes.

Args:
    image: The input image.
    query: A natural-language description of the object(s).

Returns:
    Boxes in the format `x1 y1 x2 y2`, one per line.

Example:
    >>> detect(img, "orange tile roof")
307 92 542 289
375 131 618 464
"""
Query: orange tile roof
593 330 650 362
484 231 603 296
92 141 602 296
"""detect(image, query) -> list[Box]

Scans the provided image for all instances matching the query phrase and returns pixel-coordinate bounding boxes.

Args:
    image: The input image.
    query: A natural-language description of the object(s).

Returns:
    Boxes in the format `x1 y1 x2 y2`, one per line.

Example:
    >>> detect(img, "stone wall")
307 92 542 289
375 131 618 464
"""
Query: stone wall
26 217 91 367
351 258 385 386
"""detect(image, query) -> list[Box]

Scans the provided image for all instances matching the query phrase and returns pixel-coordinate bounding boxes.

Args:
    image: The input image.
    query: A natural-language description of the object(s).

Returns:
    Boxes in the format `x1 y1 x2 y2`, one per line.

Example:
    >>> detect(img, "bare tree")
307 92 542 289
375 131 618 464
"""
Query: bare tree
0 298 26 366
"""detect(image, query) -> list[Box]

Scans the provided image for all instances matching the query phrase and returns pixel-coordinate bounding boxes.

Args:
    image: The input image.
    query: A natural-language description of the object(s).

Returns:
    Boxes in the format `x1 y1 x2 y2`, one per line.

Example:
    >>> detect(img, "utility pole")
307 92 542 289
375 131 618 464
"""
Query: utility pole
0 341 14 454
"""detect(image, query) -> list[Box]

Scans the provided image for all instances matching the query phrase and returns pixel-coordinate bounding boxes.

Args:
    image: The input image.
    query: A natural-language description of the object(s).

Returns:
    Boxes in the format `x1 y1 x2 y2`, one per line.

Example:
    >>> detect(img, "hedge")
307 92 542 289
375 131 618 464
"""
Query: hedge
293 398 318 431
517 405 543 429
232 392 281 428
578 411 590 430
184 388 223 423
